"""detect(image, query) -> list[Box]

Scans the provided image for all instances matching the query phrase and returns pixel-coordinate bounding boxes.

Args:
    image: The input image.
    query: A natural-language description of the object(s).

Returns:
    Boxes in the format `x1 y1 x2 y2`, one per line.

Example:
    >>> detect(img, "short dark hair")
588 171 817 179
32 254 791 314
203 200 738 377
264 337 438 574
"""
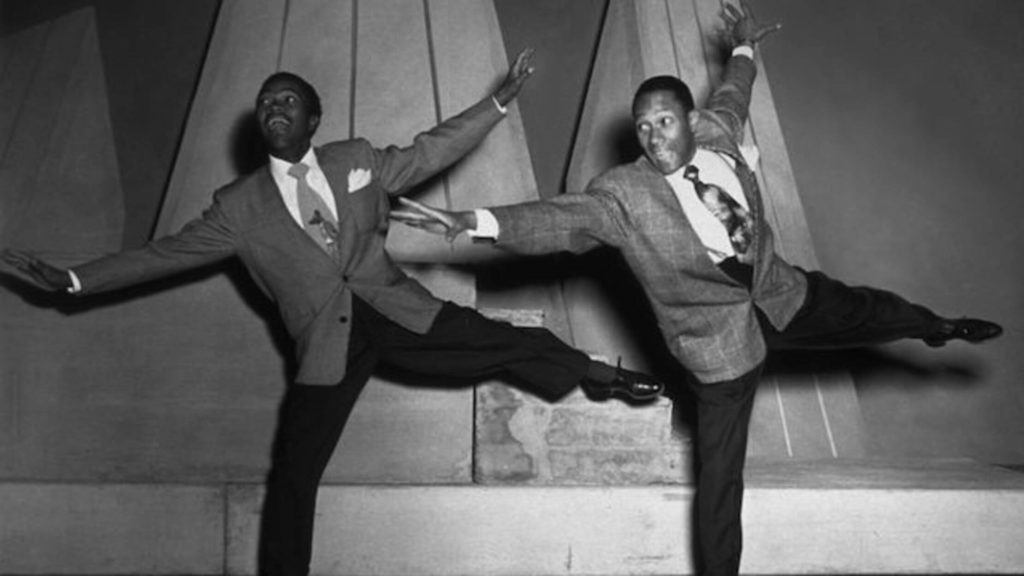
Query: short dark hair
259 71 322 118
632 75 695 115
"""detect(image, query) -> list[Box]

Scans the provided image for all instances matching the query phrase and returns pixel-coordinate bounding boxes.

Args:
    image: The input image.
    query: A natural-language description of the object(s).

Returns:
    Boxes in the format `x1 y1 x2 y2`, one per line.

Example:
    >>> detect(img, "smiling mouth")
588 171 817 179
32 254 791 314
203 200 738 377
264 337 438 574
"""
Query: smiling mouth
266 116 291 130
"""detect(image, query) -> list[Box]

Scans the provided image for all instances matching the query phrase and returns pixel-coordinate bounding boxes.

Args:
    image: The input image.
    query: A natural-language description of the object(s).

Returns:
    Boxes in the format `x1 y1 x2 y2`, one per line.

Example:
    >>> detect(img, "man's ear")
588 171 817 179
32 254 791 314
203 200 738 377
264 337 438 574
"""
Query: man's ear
688 110 700 130
309 115 321 134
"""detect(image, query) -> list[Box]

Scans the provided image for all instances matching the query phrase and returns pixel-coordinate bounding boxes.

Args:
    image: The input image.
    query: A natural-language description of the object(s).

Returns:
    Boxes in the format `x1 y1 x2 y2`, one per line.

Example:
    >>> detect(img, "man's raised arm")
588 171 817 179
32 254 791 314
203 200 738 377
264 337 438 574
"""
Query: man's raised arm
704 1 782 138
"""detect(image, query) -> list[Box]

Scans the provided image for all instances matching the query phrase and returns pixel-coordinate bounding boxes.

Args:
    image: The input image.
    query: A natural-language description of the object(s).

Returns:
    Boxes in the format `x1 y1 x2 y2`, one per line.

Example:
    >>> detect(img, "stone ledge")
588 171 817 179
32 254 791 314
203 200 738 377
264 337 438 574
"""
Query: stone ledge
2 460 1023 575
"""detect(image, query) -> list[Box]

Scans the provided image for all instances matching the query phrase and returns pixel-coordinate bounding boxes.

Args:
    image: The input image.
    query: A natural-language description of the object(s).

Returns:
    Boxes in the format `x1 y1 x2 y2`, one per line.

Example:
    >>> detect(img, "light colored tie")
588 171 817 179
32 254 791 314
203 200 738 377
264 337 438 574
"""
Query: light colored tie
287 163 339 257
683 165 754 263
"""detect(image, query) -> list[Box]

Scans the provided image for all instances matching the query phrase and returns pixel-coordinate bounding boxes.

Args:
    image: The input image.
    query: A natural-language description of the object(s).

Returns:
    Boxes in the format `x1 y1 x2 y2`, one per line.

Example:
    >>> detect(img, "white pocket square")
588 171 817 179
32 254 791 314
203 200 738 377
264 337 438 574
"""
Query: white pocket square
347 168 371 193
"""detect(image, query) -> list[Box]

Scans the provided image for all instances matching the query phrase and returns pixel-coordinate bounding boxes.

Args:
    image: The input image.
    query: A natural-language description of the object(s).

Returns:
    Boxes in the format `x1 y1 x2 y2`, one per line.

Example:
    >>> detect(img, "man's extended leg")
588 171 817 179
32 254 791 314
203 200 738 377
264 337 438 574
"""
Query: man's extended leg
762 270 999 349
366 299 660 402
688 367 762 576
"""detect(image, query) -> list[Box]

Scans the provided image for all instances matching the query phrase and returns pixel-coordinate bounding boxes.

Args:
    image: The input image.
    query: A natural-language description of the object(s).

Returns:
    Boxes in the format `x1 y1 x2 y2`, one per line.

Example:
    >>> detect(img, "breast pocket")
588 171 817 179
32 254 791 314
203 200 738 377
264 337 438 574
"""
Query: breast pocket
339 183 388 234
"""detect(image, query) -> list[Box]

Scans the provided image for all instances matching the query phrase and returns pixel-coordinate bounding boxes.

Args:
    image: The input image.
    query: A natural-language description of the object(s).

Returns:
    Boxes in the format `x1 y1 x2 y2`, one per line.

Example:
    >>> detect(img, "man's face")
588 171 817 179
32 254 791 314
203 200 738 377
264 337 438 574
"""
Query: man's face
256 77 320 162
633 90 696 175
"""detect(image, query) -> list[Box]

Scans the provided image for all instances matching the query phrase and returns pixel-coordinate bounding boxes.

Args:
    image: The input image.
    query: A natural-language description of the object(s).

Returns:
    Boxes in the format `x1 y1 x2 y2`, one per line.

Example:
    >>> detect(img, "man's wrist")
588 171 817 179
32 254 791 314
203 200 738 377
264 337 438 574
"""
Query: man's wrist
467 209 499 239
732 44 755 60
491 96 508 115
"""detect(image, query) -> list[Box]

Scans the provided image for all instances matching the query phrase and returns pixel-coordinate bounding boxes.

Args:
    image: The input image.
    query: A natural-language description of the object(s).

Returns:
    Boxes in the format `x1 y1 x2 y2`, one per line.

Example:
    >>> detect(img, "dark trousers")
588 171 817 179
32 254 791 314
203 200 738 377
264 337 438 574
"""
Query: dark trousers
259 296 591 576
688 270 943 576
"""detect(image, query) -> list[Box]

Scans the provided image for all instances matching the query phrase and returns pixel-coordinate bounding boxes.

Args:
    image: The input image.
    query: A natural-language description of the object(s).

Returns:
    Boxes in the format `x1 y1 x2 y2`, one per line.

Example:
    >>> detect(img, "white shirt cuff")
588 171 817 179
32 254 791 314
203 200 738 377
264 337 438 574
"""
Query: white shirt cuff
67 270 82 293
732 45 755 60
491 96 508 115
467 209 500 239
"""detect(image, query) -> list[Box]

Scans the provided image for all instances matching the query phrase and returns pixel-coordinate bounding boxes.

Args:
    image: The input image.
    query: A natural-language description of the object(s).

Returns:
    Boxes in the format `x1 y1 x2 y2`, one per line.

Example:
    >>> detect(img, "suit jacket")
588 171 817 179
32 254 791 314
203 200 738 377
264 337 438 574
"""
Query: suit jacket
490 56 807 384
74 97 503 385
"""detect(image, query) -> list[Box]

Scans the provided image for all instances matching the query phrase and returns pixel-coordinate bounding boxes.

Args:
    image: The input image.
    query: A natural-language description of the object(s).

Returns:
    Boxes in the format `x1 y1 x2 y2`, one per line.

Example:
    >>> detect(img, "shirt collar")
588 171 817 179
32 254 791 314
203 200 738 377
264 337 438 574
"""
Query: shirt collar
268 147 320 181
663 149 714 184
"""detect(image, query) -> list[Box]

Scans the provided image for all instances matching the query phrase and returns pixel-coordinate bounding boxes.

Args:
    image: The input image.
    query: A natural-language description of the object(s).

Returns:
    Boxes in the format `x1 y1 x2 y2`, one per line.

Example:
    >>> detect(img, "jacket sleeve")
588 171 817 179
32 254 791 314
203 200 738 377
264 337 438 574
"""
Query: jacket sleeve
368 97 503 196
488 186 632 256
703 54 758 141
73 192 238 294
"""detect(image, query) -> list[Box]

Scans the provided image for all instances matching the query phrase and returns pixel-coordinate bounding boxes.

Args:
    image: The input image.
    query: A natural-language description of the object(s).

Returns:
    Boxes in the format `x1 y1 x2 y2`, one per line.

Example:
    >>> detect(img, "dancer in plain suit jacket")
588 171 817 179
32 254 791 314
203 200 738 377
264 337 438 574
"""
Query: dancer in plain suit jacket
2 49 664 576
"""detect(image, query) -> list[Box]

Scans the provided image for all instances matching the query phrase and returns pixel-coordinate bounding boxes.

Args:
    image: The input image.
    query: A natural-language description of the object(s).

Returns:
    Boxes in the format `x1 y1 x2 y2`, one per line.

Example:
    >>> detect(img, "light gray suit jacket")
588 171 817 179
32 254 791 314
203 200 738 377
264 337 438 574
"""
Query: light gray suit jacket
74 98 503 385
490 56 807 384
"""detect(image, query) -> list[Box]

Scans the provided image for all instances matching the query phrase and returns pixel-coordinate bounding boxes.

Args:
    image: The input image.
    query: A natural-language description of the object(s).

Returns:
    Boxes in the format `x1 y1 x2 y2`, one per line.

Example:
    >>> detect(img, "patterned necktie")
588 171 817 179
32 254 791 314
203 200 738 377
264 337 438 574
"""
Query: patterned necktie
683 165 754 263
287 163 339 257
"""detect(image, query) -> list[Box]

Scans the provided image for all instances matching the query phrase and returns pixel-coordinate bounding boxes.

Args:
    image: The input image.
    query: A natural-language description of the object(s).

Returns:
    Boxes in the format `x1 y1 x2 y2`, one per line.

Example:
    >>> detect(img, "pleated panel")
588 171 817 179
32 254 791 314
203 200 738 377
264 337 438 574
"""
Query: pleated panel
566 0 644 194
155 0 287 236
278 0 354 142
0 17 46 161
385 0 539 263
0 7 122 255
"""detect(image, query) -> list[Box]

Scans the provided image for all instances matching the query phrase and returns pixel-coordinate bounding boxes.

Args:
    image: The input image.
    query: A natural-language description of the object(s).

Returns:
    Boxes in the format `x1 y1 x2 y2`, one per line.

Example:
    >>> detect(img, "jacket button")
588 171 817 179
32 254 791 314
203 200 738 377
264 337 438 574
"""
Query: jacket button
339 316 348 324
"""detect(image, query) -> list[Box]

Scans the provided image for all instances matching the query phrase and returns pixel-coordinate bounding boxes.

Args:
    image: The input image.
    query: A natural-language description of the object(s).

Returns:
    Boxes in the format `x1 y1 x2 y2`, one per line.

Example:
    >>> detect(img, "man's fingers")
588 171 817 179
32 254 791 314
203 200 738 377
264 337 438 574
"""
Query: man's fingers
396 196 439 216
397 196 425 208
510 47 535 81
3 253 34 270
515 47 535 71
723 2 742 21
754 22 782 42
1 249 26 264
739 0 755 19
389 210 429 222
394 197 454 232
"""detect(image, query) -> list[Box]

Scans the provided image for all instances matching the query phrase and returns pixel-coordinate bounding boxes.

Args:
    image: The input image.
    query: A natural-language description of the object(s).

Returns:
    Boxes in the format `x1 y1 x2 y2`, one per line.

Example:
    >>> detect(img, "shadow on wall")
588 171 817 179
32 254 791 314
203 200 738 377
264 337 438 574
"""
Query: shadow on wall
229 111 269 177
0 259 297 383
767 348 988 394
605 115 643 177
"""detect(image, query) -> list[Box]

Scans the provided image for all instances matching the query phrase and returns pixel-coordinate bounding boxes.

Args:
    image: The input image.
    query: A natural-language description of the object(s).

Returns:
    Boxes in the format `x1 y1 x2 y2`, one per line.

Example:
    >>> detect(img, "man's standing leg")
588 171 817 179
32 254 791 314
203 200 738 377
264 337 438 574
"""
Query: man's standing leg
688 367 762 576
259 326 378 576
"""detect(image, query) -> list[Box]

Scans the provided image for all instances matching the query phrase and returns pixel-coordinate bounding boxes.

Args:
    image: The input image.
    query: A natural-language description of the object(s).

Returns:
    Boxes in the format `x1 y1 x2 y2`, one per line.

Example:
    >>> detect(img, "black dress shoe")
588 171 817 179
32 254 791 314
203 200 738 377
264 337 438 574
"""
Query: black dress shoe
582 361 664 401
923 317 1003 347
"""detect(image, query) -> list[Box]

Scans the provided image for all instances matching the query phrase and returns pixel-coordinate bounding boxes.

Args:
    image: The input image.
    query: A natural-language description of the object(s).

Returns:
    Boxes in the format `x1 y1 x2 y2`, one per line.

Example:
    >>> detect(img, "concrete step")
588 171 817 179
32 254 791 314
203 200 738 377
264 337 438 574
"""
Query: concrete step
2 459 1022 575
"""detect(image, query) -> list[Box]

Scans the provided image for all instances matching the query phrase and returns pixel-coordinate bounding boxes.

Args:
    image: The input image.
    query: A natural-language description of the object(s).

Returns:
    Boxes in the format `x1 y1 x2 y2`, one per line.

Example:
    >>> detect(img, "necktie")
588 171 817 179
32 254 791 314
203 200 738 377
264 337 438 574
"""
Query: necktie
287 163 339 257
683 165 754 263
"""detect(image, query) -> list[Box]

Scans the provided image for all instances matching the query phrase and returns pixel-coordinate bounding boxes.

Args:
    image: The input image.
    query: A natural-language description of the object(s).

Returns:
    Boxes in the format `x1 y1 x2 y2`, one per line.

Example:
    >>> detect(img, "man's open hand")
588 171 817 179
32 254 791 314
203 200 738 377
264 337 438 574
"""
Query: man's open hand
492 48 535 107
1 249 72 291
390 198 476 243
723 0 782 48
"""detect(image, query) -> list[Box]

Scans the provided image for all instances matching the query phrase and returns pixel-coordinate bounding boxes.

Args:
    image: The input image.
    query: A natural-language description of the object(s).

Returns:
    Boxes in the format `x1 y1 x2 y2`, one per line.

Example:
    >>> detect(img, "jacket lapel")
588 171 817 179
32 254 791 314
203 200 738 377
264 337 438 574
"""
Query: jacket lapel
256 165 340 265
316 150 355 230
638 158 712 258
637 156 754 284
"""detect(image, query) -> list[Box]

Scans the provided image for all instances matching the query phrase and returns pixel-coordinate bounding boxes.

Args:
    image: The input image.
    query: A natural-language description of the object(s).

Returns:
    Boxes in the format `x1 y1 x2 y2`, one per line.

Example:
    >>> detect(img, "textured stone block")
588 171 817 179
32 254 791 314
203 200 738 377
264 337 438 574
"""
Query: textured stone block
475 382 689 485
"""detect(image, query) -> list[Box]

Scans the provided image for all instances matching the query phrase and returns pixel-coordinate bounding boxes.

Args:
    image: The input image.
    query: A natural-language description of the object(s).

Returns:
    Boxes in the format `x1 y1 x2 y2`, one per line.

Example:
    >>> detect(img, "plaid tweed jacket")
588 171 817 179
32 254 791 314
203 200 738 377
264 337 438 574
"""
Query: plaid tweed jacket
490 56 807 384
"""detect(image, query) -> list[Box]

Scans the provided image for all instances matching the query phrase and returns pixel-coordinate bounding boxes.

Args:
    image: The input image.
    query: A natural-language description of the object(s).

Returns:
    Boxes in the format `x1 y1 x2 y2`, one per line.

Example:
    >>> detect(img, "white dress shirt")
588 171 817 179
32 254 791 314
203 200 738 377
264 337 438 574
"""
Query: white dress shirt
269 148 339 225
664 148 750 263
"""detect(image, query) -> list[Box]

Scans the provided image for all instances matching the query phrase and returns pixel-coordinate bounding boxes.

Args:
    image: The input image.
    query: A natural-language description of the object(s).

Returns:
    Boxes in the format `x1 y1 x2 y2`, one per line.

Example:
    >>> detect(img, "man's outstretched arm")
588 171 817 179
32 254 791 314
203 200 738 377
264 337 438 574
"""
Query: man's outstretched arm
390 184 632 257
3 193 237 296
